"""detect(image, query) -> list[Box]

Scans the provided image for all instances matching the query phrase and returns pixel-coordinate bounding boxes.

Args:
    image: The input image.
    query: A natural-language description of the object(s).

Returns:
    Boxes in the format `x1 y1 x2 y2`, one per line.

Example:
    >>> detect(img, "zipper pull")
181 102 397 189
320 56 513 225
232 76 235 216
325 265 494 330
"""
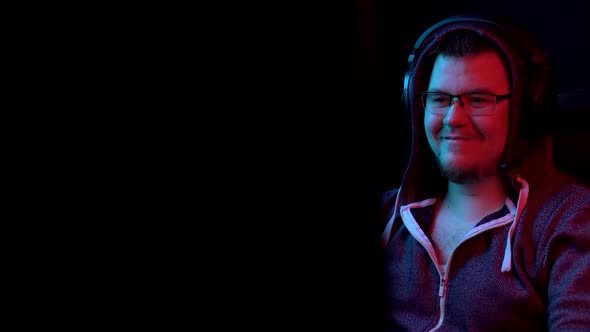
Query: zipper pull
439 277 447 297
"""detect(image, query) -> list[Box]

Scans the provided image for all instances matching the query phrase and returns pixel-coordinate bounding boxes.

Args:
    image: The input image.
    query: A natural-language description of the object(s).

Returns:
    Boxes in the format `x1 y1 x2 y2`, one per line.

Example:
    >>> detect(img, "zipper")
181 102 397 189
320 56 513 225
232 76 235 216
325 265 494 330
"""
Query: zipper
422 218 513 332
428 268 448 332
429 219 512 332
464 216 513 241
400 202 515 332
438 276 447 297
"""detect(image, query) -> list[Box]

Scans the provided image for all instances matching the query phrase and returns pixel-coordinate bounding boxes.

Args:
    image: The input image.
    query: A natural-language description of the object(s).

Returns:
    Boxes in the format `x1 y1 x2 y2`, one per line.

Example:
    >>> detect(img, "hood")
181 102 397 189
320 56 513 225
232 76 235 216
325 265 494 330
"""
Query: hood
398 16 559 207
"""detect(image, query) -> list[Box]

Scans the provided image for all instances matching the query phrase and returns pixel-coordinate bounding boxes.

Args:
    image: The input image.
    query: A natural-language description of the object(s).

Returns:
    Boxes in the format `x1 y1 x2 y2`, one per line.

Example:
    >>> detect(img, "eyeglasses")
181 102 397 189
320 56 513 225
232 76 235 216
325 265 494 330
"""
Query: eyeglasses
419 91 511 116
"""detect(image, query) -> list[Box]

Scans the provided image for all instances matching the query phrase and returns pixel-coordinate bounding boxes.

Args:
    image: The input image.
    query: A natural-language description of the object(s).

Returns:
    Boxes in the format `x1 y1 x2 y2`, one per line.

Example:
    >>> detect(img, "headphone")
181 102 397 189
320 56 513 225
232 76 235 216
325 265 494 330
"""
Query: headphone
401 15 556 133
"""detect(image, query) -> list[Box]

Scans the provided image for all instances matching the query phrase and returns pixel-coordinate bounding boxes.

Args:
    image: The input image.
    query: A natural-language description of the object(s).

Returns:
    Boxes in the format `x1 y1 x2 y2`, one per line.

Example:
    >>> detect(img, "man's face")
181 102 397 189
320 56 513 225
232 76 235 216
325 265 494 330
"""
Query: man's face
423 53 510 184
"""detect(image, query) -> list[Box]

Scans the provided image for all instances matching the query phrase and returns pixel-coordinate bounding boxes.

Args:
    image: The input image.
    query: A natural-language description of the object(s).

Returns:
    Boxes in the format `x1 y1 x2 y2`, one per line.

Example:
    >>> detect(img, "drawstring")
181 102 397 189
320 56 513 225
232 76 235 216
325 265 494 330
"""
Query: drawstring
382 186 402 248
501 175 529 272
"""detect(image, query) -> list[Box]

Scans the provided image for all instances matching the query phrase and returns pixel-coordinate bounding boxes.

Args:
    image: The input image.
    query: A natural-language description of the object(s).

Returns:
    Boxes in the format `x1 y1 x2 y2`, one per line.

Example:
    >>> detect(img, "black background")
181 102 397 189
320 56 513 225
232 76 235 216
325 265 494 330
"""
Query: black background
94 1 590 330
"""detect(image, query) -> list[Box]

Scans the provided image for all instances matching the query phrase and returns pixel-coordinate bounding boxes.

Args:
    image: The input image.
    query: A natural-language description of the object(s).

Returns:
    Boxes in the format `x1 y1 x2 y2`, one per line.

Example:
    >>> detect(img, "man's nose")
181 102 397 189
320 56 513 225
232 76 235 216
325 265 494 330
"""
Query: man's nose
443 97 469 125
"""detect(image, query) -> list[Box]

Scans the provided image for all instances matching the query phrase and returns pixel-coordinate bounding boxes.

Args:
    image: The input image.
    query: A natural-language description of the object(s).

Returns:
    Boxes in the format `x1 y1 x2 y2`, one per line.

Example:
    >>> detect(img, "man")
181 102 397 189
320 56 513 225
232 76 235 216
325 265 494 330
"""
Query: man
381 15 590 331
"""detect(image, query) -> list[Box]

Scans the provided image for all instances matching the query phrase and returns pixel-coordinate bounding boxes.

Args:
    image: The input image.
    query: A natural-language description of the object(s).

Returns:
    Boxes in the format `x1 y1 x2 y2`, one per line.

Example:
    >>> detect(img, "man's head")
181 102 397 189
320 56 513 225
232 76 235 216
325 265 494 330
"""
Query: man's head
423 31 511 183
398 15 559 201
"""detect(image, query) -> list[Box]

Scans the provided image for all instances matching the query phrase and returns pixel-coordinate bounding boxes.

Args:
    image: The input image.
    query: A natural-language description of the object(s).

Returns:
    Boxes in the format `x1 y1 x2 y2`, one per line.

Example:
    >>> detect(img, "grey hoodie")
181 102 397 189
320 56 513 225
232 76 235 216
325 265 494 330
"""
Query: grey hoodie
381 15 590 331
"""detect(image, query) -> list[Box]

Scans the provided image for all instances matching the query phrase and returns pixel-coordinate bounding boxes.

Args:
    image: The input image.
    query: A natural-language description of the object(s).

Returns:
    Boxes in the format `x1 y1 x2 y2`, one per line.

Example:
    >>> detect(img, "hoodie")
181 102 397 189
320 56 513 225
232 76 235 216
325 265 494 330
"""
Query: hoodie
381 16 590 331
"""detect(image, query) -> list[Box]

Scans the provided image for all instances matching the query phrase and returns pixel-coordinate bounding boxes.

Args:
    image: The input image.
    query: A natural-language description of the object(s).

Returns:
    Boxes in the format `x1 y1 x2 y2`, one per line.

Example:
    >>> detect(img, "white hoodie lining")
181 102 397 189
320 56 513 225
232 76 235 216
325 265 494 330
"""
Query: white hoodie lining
381 179 530 274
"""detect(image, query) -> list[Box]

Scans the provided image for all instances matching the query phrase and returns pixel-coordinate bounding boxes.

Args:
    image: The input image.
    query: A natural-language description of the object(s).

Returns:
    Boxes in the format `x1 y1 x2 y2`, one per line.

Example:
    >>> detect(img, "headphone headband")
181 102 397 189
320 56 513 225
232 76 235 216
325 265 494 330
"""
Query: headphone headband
412 17 497 51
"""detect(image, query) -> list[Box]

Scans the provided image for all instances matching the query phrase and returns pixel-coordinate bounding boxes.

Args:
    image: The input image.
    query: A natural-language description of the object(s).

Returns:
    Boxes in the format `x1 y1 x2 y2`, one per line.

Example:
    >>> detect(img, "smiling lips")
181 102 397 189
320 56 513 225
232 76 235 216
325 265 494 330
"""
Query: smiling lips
441 136 477 140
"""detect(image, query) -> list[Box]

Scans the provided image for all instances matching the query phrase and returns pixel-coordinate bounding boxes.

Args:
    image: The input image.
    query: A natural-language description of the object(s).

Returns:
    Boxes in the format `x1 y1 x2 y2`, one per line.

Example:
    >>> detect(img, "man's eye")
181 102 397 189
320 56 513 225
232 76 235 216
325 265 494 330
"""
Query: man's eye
432 97 448 103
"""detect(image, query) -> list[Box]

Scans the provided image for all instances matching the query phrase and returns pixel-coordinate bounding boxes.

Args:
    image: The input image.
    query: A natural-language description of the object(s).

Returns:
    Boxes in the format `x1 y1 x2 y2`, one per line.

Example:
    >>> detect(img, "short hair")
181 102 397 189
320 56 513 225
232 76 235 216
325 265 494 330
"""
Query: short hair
430 30 501 57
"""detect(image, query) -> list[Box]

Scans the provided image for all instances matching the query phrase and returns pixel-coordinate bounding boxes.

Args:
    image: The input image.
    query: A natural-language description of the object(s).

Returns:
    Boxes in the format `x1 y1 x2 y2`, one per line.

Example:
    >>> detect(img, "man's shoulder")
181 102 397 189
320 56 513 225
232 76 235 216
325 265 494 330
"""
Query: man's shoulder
533 171 590 211
553 171 590 199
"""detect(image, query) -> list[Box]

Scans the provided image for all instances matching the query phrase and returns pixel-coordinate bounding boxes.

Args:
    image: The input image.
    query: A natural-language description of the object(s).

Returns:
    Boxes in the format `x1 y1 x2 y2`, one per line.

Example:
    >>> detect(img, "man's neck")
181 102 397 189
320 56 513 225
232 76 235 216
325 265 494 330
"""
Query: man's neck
442 174 507 223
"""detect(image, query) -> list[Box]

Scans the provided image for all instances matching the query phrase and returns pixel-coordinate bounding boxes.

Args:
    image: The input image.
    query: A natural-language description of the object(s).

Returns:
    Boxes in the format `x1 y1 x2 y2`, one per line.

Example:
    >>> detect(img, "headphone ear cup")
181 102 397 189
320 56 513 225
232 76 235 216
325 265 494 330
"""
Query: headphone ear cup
402 70 412 110
522 61 557 136
538 63 557 113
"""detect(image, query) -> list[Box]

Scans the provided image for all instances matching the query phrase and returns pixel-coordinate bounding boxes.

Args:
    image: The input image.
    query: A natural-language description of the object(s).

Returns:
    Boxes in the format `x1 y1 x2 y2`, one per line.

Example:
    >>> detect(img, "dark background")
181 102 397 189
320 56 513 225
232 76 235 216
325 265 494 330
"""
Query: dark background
94 1 590 329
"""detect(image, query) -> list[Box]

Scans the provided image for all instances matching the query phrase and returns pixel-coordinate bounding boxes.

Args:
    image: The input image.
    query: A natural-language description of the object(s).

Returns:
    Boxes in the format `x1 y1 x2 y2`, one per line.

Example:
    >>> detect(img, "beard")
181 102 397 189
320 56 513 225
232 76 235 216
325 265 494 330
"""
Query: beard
440 162 480 184
435 154 502 184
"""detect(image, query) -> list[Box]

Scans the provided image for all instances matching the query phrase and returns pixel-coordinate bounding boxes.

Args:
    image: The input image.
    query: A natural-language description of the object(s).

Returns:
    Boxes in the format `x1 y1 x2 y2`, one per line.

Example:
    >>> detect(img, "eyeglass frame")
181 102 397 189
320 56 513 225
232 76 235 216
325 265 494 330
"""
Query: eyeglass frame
419 91 511 115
